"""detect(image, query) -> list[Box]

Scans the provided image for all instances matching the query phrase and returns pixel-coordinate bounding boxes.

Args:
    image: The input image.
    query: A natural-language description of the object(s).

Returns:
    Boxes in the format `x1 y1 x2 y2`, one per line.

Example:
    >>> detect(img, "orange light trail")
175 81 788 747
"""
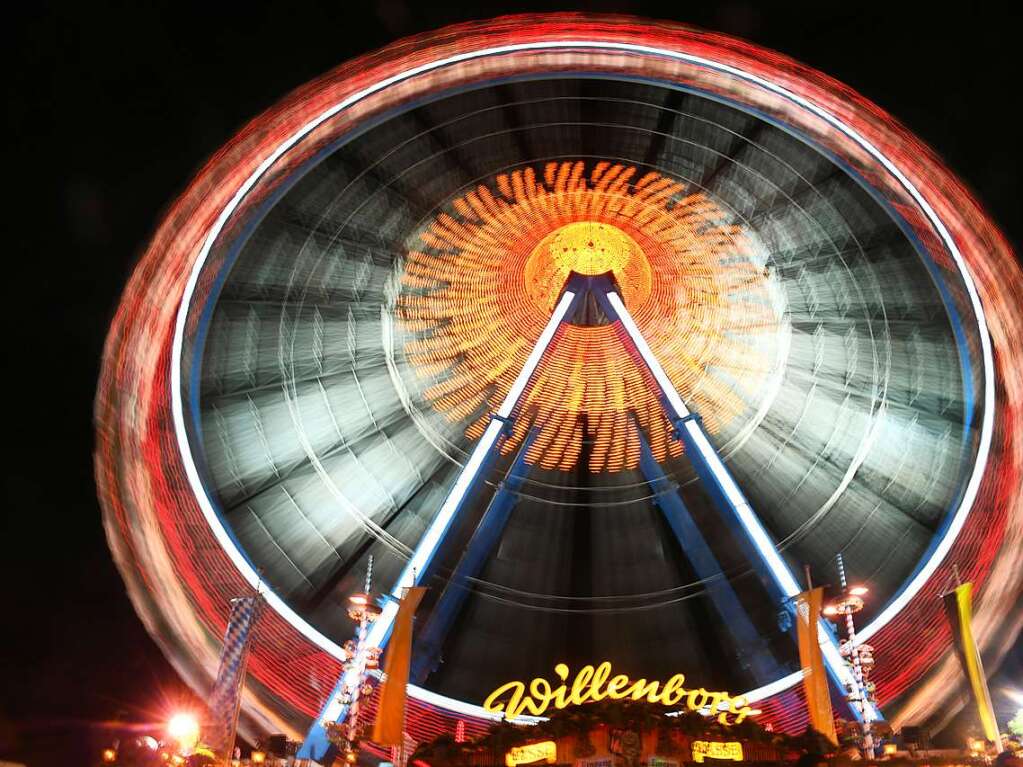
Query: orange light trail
399 160 778 472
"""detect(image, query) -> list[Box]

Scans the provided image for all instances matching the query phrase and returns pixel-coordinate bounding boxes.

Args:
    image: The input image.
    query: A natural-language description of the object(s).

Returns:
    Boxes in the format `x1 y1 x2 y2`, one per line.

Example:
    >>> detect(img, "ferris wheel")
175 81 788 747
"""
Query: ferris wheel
96 13 1023 754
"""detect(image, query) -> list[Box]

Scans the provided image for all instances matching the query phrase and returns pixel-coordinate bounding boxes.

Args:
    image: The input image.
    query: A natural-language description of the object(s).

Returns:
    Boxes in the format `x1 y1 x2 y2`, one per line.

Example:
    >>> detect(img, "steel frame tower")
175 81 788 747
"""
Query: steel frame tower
298 272 882 763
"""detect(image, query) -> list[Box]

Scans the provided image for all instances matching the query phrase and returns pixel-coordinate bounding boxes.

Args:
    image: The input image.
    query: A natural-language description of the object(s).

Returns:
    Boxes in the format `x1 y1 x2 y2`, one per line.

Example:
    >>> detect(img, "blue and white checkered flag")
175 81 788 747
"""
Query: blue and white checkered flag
206 596 260 758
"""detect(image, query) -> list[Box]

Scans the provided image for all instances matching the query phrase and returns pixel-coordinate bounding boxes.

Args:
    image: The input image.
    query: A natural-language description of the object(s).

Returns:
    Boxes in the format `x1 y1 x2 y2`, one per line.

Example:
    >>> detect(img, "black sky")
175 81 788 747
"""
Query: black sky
4 3 1021 766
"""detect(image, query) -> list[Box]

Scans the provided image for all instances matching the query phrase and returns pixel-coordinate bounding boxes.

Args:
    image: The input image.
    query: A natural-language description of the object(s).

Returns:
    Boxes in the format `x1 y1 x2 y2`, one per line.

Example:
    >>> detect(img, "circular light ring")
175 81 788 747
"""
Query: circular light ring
398 160 781 474
178 42 995 711
95 15 1023 741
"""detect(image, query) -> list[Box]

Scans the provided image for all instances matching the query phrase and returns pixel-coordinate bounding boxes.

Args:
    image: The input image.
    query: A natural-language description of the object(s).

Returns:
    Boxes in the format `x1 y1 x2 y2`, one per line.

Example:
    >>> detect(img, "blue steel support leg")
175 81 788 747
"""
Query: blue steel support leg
597 282 880 723
668 412 862 717
635 427 780 683
298 290 582 763
411 430 537 683
297 422 515 764
667 414 788 601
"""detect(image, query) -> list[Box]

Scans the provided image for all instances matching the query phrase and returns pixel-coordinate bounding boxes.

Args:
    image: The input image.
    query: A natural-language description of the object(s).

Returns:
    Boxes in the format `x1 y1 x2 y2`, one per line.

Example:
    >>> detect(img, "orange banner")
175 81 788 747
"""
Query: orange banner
795 588 837 745
372 587 427 746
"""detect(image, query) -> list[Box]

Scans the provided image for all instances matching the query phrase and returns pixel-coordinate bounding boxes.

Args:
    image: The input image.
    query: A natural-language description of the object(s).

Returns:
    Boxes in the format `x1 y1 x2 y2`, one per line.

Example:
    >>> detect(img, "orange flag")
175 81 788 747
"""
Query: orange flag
795 588 837 745
372 587 427 746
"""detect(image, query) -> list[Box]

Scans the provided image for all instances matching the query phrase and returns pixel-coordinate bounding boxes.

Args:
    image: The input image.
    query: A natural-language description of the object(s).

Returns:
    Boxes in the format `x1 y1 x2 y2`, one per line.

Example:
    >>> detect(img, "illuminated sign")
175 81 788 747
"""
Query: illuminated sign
692 742 743 763
506 741 557 767
483 662 756 724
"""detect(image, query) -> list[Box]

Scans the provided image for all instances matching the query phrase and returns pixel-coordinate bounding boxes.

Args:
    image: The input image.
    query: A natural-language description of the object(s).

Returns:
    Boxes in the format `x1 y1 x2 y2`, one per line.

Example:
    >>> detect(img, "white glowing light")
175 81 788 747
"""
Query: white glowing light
168 713 200 748
321 294 579 723
376 289 576 627
390 418 503 589
605 292 691 419
497 291 576 419
610 290 880 721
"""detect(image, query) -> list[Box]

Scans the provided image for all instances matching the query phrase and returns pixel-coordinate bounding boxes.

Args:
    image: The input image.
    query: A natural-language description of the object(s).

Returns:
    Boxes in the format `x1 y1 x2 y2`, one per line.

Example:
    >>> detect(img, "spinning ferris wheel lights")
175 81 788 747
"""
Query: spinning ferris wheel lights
401 160 771 473
96 13 1023 755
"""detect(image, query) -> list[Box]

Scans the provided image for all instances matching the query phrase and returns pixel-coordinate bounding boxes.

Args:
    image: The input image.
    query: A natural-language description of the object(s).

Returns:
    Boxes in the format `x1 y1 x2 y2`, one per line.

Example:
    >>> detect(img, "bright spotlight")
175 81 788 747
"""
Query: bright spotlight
168 712 200 751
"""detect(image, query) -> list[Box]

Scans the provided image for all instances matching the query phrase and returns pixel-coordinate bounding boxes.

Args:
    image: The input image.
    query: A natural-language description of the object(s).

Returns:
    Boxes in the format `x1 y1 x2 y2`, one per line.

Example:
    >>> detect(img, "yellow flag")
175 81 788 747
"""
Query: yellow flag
943 583 999 742
795 588 837 745
372 587 427 746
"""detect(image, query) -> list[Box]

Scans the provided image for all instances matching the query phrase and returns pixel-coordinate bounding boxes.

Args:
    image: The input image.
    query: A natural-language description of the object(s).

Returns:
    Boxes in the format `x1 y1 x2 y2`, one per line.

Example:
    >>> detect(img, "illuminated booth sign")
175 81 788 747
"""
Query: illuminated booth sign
483 663 756 724
692 742 744 763
505 741 557 767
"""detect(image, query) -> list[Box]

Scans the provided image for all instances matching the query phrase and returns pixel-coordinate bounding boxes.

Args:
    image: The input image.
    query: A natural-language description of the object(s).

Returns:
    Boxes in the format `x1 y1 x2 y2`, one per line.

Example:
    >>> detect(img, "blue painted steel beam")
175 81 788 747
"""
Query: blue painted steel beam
667 412 867 719
299 290 582 763
635 426 780 683
668 414 788 600
592 279 880 723
297 424 518 764
411 431 537 683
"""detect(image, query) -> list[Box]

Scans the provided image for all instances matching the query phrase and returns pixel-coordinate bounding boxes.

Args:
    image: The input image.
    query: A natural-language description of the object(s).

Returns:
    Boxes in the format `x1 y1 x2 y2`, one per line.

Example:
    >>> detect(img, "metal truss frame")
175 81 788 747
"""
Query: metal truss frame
300 273 880 761
298 289 581 761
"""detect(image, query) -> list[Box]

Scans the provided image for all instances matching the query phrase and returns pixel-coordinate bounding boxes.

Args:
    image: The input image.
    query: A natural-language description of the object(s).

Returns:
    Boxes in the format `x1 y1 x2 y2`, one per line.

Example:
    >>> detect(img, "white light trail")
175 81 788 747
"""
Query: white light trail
497 291 577 418
373 291 576 641
608 291 880 721
321 291 579 724
605 292 691 419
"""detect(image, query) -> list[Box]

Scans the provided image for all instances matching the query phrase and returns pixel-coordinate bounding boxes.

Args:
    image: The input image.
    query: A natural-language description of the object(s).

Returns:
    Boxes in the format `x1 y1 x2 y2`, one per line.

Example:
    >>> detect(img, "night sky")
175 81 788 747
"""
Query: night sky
4 3 1020 766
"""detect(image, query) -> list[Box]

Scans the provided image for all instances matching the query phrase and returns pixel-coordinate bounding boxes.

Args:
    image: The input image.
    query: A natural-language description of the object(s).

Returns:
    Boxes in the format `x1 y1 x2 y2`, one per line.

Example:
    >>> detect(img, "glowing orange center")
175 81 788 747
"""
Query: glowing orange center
524 221 652 313
397 161 778 473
